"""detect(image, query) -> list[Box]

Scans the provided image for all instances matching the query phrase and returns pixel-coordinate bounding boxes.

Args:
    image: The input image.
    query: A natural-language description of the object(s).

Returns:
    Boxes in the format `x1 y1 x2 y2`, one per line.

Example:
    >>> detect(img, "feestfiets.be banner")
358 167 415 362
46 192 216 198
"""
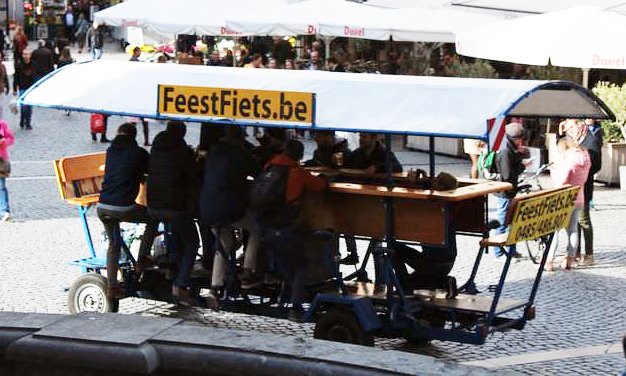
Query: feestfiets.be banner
158 85 315 125
507 186 579 244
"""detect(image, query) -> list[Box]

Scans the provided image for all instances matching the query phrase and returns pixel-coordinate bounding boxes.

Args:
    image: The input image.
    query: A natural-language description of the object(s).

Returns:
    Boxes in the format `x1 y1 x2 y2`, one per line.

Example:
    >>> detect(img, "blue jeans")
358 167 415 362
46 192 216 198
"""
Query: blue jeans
92 47 102 60
493 195 516 257
149 209 199 288
0 177 9 215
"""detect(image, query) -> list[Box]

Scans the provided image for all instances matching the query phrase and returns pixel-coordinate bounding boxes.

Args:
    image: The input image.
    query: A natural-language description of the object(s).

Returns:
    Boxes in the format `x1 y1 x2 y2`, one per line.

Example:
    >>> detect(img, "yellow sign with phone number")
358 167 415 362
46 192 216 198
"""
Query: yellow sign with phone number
158 85 315 124
507 186 579 244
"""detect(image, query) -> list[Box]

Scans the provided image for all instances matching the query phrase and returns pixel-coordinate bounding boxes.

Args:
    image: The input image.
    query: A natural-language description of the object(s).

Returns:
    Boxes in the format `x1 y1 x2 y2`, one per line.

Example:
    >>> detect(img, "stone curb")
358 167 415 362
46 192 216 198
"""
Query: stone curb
0 312 519 375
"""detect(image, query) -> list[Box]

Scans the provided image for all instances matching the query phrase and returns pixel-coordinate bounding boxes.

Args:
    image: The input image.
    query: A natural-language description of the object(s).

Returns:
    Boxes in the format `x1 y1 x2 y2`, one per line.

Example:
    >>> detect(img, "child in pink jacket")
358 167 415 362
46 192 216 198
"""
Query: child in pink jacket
546 137 591 271
0 119 15 222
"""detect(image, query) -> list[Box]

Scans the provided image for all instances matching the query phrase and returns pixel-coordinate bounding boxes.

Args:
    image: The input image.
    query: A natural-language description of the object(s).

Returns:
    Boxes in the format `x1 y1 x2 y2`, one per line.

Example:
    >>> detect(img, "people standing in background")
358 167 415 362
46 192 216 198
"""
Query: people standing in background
12 27 28 68
64 5 76 45
86 24 104 60
308 50 322 71
129 46 141 62
57 46 75 68
244 53 263 68
0 52 10 119
13 50 35 130
0 28 5 54
267 58 277 69
326 57 345 72
0 119 14 222
545 137 590 271
91 114 110 143
561 119 602 266
57 47 75 116
463 139 485 179
74 14 89 53
31 40 55 80
284 59 295 70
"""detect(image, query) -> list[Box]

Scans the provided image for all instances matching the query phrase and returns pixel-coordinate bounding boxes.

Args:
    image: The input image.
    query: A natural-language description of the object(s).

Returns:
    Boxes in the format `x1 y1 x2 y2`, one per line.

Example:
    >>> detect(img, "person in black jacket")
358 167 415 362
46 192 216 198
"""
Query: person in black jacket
346 133 402 174
97 123 157 299
198 126 261 308
147 121 198 305
31 40 55 80
493 122 528 258
13 50 35 130
304 130 351 168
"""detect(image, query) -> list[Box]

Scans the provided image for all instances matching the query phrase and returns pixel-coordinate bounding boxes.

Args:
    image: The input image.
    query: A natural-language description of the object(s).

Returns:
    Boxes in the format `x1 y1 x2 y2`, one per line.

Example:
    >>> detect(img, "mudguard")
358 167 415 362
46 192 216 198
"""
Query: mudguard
306 293 381 332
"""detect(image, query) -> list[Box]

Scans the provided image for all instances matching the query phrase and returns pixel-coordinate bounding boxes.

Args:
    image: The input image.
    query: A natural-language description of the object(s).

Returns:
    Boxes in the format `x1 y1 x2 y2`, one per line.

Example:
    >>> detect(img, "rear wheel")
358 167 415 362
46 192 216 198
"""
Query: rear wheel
524 236 547 264
68 273 119 314
314 306 374 346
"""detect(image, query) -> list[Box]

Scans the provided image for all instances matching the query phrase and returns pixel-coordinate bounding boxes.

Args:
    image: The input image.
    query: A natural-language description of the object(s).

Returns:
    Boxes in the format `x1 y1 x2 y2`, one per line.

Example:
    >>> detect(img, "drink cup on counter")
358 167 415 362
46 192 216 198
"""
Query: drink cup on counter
332 152 344 167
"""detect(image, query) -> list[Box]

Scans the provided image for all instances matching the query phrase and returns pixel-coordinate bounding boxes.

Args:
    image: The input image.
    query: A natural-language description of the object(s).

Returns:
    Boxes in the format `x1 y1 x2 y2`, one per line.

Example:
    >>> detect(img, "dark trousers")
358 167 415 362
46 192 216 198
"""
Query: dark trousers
91 114 108 141
578 201 594 256
149 209 199 288
97 204 158 288
19 105 32 129
392 234 457 290
199 224 216 269
66 25 75 44
264 227 307 308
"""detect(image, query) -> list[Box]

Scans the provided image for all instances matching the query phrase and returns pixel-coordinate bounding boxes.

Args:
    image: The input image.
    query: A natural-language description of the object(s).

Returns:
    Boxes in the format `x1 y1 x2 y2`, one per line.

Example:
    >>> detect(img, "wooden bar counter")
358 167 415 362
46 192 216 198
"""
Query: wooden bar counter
300 169 512 246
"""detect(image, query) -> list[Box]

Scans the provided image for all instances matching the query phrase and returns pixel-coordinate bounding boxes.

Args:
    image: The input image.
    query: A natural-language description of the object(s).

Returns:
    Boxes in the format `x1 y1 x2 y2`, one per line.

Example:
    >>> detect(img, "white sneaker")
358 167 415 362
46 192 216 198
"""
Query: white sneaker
0 213 12 222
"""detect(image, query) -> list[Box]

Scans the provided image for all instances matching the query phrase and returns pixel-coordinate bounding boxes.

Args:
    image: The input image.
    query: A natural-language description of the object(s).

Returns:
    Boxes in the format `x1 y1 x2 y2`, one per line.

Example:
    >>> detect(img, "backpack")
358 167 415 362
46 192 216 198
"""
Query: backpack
250 165 296 227
250 165 289 212
478 151 499 180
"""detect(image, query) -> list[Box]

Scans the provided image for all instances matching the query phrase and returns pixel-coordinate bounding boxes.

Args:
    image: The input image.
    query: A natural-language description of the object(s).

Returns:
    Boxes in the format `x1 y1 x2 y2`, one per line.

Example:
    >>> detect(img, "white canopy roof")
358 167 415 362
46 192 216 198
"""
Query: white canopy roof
95 0 500 43
383 7 501 42
20 61 612 141
227 0 389 39
93 0 188 28
227 0 500 42
456 6 626 69
147 0 284 37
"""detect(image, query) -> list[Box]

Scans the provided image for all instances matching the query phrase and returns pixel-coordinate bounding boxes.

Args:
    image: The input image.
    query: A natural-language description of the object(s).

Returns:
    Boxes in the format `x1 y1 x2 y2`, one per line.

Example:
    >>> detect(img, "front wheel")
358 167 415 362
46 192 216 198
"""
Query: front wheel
313 307 374 346
68 273 119 314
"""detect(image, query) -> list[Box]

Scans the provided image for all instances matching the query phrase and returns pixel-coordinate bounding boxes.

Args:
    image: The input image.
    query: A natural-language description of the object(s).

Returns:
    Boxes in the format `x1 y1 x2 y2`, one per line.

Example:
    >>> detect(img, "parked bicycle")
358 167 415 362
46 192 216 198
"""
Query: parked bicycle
517 163 552 264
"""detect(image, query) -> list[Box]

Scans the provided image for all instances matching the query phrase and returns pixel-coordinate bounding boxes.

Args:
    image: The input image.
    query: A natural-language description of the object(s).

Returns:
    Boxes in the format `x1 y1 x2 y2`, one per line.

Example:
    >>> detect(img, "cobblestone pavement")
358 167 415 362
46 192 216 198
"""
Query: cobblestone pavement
0 49 624 375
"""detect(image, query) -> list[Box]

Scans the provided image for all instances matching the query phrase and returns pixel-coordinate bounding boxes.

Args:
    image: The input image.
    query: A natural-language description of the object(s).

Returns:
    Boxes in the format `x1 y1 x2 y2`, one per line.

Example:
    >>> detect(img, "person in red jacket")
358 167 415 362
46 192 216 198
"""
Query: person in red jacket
253 139 327 320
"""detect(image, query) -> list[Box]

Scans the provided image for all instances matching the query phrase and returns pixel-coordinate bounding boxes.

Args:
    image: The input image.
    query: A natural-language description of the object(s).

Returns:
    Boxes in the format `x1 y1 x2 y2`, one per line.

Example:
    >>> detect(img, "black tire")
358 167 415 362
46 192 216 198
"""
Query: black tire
68 273 119 314
524 237 546 264
313 307 374 346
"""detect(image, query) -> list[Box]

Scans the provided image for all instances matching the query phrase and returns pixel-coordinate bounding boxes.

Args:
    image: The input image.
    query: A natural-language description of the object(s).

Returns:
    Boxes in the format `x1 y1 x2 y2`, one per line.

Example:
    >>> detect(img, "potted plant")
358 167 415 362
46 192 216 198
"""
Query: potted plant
591 82 626 185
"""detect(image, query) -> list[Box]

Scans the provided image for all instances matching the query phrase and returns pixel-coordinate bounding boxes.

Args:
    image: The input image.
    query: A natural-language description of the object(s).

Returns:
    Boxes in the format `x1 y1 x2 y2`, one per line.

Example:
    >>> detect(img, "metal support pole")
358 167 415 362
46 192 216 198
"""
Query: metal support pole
429 136 435 178
79 205 97 258
582 68 590 88
384 134 395 242
527 233 554 304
